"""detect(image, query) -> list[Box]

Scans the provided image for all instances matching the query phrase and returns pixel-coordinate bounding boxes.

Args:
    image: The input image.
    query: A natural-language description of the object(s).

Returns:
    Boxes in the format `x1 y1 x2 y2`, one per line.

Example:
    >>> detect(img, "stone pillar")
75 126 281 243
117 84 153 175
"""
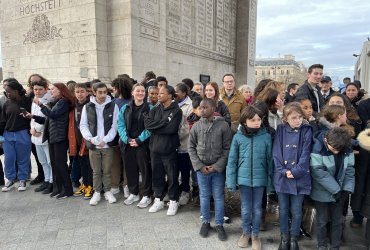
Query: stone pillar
235 0 257 87
106 0 133 79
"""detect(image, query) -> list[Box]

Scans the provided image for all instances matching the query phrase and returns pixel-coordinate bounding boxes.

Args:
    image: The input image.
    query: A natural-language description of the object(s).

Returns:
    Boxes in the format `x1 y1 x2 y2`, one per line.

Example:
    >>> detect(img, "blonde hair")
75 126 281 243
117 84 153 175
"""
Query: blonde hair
282 102 305 122
238 84 253 93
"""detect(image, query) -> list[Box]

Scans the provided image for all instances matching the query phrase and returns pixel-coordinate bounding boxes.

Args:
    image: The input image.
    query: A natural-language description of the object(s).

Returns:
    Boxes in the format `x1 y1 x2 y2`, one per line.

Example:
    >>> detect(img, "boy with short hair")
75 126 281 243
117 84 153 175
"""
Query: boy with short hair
79 82 119 205
70 83 93 199
310 127 355 250
31 81 54 194
188 98 232 241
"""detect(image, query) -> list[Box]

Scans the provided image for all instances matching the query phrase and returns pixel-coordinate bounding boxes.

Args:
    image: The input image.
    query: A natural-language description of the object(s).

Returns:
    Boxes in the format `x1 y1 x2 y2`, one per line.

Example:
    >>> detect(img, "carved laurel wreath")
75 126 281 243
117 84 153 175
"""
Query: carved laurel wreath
23 14 63 44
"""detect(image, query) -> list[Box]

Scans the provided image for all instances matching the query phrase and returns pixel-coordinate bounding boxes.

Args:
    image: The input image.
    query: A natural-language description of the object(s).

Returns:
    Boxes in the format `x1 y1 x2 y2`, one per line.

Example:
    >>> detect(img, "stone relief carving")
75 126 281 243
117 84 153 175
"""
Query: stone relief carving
167 0 236 63
139 0 160 40
23 14 62 44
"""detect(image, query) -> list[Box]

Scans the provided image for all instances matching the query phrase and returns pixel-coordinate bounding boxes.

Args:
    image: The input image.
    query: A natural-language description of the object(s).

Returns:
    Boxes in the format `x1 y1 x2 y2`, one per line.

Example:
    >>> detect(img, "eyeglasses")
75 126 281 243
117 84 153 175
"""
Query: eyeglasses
287 115 303 121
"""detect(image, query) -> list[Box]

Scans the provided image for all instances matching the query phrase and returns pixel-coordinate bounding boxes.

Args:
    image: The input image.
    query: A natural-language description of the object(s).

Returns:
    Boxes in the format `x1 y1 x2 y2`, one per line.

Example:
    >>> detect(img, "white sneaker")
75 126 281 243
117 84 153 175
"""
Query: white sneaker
163 194 170 202
104 191 117 204
137 196 152 208
2 180 15 192
123 185 130 198
110 187 120 195
167 200 179 216
90 192 101 206
18 180 27 191
179 191 190 205
148 198 164 213
124 194 140 205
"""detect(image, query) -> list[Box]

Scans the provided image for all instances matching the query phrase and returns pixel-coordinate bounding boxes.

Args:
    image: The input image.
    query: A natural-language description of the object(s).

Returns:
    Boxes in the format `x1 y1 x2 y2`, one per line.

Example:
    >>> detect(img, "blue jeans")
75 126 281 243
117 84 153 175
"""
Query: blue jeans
197 171 225 225
3 130 31 181
35 144 53 183
277 192 305 237
240 185 265 236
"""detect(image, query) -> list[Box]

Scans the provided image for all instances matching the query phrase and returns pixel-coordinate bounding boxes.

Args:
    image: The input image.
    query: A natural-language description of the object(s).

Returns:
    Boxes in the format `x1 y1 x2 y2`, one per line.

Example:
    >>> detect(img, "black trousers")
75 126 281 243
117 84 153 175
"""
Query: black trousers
0 159 4 185
315 200 343 249
31 143 44 179
49 141 73 195
151 151 179 201
124 146 152 196
75 145 93 187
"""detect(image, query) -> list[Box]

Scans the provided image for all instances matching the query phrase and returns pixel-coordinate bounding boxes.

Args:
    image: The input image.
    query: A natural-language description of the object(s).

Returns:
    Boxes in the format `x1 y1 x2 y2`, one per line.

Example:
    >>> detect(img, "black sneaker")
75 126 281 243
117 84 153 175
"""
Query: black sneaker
30 176 43 185
1 180 15 192
35 182 48 192
56 191 73 200
199 222 211 238
50 190 60 198
215 225 227 241
42 183 53 194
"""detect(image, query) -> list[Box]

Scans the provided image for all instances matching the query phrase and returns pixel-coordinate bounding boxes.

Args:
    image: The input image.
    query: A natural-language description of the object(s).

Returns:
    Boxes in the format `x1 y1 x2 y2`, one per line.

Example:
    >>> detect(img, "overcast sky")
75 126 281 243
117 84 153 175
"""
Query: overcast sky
256 0 370 86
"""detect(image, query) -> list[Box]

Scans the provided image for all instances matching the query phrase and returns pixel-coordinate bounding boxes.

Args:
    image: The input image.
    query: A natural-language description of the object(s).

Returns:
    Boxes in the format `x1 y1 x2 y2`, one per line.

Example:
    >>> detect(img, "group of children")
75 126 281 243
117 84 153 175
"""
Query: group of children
188 96 356 250
0 73 366 250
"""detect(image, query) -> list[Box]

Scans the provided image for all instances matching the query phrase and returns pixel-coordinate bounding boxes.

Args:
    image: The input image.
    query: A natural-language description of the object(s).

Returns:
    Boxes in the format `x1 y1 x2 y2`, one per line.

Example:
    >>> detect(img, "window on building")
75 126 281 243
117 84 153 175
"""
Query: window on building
255 71 257 75
267 71 270 75
281 70 284 75
287 70 290 75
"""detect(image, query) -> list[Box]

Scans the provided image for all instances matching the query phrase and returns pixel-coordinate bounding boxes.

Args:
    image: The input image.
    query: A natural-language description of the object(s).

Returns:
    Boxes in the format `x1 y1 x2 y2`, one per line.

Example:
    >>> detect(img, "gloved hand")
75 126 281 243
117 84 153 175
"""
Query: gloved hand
339 191 350 204
334 191 342 203
334 191 350 204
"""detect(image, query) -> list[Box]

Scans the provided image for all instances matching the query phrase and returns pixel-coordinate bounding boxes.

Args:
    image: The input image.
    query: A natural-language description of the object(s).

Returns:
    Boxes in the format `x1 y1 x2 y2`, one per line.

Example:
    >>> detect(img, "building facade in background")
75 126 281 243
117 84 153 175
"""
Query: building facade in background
354 41 370 93
255 54 306 85
0 0 257 85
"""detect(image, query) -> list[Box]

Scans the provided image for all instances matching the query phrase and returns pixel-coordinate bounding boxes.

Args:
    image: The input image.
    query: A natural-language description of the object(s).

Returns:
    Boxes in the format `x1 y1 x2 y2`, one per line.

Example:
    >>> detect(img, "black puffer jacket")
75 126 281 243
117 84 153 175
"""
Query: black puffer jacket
41 99 70 144
216 100 231 126
144 101 182 154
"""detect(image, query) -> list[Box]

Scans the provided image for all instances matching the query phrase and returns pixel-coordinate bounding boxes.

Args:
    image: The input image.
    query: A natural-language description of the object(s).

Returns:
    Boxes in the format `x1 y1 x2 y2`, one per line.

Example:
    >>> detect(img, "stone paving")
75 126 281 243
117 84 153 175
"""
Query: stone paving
0 157 369 249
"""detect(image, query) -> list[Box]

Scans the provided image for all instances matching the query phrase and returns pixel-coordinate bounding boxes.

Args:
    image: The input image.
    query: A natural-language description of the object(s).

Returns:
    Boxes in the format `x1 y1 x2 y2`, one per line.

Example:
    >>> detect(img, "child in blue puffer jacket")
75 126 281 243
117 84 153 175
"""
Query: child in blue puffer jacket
227 105 274 249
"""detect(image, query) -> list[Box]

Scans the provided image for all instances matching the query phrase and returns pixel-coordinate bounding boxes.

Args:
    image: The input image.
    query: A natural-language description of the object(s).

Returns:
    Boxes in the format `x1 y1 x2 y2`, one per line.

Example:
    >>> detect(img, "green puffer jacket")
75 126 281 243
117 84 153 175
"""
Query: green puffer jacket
227 126 274 193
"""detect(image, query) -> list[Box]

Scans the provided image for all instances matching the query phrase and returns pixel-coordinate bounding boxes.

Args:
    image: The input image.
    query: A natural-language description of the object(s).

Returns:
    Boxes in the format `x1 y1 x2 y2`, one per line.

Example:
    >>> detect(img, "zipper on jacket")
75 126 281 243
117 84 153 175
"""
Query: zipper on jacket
251 137 254 186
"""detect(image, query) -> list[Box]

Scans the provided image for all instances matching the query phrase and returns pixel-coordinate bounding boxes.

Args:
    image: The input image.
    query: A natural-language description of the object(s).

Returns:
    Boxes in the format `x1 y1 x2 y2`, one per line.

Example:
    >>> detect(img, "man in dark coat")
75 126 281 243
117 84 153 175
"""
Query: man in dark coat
295 64 325 115
319 75 336 103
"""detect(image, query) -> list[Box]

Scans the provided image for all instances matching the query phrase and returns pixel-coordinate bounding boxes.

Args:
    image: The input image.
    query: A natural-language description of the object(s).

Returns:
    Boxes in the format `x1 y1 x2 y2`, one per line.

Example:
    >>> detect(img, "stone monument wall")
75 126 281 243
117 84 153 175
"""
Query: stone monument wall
0 0 256 86
0 0 105 82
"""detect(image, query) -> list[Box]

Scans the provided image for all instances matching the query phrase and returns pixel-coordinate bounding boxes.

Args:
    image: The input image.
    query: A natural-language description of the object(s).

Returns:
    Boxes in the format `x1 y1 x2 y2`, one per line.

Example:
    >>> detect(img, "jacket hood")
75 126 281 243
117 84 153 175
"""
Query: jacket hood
358 128 370 152
90 95 111 107
162 100 179 111
178 96 192 107
318 117 335 130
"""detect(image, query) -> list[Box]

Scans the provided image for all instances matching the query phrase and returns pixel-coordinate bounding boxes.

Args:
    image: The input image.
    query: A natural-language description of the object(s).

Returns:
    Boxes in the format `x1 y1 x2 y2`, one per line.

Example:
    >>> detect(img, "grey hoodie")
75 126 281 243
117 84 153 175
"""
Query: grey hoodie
188 116 232 173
